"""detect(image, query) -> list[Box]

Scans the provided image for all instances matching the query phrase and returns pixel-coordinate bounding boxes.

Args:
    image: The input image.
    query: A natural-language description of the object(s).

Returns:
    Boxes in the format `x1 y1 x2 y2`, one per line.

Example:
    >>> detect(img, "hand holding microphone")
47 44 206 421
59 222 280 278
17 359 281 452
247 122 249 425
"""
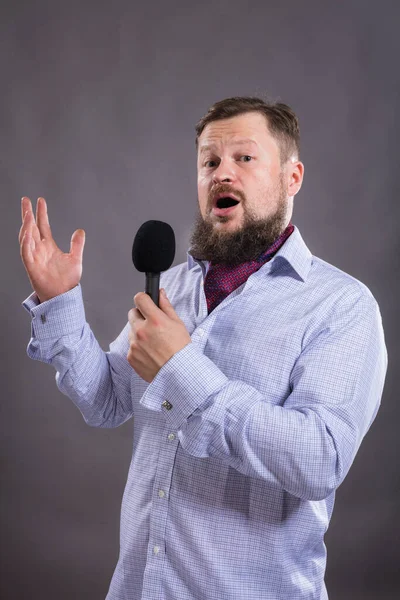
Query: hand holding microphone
127 220 191 382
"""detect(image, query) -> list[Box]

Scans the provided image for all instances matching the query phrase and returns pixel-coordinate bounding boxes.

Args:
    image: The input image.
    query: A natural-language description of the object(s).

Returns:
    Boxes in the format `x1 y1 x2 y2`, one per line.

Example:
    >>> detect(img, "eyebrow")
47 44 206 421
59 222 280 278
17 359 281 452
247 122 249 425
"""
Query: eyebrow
199 139 258 154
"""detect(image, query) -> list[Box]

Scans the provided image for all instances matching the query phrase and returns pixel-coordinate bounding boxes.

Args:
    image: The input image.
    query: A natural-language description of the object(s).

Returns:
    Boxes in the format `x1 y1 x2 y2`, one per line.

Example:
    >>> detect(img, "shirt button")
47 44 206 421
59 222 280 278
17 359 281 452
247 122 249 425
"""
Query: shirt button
158 489 165 498
153 546 160 555
167 433 175 441
162 400 173 411
197 328 205 337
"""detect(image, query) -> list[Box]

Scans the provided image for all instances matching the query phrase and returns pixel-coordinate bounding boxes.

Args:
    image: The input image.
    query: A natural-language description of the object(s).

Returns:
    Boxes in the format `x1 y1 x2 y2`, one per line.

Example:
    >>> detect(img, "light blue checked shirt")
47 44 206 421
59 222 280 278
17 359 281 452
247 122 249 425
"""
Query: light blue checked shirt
23 225 387 600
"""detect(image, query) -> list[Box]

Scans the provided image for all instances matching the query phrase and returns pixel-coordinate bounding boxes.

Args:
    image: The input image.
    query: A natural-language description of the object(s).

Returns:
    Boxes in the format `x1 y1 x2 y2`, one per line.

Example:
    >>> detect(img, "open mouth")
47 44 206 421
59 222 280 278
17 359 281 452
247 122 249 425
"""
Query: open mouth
215 197 240 209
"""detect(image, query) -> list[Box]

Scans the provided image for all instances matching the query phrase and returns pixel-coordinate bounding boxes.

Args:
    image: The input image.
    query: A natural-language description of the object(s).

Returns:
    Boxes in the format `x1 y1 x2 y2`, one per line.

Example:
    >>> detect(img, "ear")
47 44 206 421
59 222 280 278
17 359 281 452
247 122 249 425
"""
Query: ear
287 161 304 197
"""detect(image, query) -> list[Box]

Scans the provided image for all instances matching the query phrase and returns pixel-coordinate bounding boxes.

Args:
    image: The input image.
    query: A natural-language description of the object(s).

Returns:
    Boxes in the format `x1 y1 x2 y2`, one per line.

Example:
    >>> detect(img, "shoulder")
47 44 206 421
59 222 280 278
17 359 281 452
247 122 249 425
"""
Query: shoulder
311 255 375 298
307 255 382 328
296 255 387 359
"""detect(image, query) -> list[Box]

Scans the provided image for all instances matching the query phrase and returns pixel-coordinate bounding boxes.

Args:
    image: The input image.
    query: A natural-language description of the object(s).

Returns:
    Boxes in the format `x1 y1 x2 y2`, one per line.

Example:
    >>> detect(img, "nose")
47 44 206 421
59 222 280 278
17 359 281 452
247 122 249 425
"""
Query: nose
212 159 236 185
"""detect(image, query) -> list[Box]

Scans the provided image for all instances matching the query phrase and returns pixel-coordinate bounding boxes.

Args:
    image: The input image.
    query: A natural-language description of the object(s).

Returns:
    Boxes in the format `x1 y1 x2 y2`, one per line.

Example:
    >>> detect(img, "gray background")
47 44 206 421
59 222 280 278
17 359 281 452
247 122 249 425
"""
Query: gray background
1 0 399 598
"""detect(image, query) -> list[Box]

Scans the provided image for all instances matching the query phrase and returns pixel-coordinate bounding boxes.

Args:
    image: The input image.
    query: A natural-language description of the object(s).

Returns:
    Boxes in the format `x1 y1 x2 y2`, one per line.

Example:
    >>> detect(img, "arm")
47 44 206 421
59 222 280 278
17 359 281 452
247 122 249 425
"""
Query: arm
19 196 134 427
140 290 387 501
23 284 133 428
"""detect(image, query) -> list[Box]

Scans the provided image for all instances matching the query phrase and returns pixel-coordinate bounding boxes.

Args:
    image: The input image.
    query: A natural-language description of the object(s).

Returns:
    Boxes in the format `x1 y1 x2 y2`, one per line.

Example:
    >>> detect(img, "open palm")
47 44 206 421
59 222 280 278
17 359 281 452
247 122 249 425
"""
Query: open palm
19 197 85 303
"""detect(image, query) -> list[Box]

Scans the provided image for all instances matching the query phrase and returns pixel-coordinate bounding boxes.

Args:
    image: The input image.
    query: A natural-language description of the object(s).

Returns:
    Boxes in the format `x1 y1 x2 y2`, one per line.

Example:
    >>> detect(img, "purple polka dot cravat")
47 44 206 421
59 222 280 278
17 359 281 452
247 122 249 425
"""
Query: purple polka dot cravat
203 223 294 314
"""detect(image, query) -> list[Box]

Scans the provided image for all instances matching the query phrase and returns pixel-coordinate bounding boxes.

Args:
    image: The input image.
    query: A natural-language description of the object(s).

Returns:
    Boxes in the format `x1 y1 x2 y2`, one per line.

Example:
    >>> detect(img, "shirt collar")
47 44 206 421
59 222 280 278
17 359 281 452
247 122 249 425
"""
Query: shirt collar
187 225 312 282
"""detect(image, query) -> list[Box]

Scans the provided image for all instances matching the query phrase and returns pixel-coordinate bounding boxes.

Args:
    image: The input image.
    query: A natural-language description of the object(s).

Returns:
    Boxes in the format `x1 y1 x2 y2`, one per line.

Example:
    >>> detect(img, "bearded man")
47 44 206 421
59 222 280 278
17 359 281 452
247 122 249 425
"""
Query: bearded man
20 96 387 600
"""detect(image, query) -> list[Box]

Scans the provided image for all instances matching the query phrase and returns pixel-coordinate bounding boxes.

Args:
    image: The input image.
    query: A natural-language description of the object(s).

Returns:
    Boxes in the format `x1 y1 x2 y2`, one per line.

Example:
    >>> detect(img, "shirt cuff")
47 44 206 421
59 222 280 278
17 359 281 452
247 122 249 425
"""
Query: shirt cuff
21 284 86 340
140 341 229 429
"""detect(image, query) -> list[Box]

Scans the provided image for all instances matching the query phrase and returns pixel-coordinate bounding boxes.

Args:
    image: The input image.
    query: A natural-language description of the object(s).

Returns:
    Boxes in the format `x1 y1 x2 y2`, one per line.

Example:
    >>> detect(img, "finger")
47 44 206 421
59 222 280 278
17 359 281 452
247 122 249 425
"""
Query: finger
128 307 144 325
20 209 40 247
159 288 179 320
36 197 53 241
19 204 34 244
28 209 41 246
20 228 34 264
18 212 28 244
70 229 85 260
21 197 32 222
134 292 160 320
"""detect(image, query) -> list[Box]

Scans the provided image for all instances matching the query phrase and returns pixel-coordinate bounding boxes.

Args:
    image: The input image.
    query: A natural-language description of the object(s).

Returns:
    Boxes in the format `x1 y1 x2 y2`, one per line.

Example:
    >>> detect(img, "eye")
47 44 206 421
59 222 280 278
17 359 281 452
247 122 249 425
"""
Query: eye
239 155 253 162
205 160 218 168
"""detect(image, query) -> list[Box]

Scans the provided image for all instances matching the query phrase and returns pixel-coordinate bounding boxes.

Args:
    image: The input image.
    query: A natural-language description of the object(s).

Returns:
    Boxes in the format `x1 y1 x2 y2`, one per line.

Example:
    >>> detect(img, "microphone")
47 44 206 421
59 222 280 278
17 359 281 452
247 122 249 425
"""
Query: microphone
132 220 176 307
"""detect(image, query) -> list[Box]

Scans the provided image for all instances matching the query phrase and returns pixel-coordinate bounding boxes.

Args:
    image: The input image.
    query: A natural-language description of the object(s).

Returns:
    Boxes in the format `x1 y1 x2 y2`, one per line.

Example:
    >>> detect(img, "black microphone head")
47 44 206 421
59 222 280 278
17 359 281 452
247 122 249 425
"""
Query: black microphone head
132 220 176 273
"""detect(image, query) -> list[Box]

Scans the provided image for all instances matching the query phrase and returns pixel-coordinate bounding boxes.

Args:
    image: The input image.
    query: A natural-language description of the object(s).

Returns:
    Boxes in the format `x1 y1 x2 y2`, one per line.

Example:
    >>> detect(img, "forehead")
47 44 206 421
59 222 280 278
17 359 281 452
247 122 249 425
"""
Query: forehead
198 112 278 153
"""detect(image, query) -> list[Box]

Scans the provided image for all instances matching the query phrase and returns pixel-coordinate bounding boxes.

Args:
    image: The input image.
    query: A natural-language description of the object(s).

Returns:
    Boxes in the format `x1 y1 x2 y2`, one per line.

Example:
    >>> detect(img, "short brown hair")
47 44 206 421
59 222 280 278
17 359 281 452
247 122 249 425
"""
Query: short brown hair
195 96 300 164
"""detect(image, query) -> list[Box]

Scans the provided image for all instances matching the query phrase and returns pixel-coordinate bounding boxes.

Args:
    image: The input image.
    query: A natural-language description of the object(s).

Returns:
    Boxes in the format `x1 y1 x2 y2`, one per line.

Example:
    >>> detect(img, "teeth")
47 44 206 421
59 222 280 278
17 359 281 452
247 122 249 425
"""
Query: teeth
216 197 239 209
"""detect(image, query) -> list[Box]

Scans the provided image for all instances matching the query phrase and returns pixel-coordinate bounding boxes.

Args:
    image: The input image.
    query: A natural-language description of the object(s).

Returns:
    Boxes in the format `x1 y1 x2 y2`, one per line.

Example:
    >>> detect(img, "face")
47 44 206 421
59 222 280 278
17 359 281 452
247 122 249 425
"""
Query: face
190 112 304 265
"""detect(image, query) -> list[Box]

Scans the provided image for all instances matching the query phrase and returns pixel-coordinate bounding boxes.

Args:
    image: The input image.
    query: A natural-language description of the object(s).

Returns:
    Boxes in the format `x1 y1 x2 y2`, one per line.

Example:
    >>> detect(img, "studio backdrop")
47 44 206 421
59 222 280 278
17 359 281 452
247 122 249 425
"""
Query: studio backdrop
1 1 398 599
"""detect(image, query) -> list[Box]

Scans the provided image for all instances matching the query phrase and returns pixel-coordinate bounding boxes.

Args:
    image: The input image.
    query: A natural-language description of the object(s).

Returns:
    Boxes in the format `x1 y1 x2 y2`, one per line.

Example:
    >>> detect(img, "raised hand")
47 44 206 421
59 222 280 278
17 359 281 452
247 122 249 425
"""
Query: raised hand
19 197 86 303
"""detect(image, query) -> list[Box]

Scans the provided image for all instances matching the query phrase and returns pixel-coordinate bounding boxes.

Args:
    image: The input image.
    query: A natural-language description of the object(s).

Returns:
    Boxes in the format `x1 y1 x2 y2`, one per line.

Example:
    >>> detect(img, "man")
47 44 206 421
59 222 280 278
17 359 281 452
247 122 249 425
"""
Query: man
20 96 387 600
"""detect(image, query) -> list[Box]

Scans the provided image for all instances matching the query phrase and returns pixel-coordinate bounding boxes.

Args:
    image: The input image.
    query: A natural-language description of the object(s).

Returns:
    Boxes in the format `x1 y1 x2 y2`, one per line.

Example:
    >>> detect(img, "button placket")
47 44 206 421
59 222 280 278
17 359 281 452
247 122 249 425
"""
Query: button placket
142 422 179 597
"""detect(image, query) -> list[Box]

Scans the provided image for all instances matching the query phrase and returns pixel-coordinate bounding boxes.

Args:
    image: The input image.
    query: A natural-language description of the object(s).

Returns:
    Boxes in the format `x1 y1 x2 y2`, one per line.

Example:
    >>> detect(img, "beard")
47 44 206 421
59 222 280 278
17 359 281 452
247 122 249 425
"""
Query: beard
189 178 290 267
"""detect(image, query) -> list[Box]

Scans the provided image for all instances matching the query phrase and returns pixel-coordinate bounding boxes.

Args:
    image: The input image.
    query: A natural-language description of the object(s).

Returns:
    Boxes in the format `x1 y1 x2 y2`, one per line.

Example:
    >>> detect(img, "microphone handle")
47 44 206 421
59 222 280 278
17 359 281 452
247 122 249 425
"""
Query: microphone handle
145 272 160 307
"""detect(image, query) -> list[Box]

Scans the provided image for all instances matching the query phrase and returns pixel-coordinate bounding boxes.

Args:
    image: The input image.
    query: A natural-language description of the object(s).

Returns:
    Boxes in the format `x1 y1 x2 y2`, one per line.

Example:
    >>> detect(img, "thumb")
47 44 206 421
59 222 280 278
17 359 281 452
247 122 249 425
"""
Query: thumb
70 229 85 261
159 288 179 320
